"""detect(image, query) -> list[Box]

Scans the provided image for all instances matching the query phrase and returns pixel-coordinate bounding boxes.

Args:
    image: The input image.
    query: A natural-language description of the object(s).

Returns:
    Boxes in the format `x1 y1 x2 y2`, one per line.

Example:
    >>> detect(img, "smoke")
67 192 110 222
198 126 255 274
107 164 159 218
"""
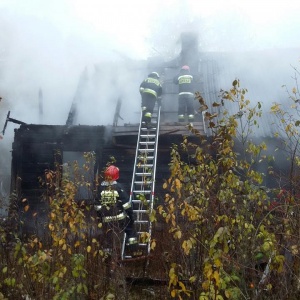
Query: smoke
0 0 300 212
1 1 299 126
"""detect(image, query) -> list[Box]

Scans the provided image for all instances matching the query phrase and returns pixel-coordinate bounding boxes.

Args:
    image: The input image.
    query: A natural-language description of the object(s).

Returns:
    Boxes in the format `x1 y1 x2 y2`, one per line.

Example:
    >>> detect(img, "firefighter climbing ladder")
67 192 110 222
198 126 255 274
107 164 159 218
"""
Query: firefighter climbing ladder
121 102 161 260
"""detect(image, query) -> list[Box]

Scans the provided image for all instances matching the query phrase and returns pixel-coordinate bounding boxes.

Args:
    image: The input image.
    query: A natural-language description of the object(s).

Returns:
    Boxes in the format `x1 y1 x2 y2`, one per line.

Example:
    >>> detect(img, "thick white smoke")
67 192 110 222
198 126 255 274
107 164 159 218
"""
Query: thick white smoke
0 0 300 214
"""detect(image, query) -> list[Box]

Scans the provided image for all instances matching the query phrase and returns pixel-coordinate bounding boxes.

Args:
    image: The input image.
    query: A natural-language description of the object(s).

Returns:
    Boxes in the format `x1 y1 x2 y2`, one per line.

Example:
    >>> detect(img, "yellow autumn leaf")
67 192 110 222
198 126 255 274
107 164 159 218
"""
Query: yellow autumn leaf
213 271 220 287
149 209 156 222
87 245 91 253
202 280 210 291
291 245 298 255
174 230 182 239
225 290 231 298
204 264 213 278
266 283 272 290
214 258 222 268
169 273 178 287
175 178 182 189
270 103 280 113
178 281 186 291
151 239 156 250
24 205 29 212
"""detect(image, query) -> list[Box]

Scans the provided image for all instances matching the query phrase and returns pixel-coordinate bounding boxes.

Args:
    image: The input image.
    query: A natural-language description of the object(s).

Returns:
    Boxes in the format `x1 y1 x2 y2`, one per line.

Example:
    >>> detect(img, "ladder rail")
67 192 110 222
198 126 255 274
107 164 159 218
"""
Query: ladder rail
121 111 144 260
129 110 145 204
147 103 161 255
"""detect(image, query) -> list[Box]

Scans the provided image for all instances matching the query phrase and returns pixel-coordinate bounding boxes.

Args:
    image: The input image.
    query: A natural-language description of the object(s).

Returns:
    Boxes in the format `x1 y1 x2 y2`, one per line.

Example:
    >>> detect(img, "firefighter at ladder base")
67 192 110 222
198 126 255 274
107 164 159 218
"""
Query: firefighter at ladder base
140 72 163 128
173 65 195 124
94 165 138 253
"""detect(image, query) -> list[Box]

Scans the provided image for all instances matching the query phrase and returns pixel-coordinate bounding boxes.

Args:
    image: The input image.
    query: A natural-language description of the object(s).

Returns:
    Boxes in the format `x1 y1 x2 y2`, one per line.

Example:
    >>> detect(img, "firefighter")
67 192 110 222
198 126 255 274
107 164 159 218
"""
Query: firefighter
94 165 137 252
140 72 162 128
173 65 195 124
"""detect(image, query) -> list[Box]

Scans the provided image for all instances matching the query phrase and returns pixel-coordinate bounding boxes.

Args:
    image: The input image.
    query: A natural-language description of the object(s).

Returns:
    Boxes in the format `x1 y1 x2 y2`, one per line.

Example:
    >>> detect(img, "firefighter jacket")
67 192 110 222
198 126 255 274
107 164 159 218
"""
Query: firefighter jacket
139 77 162 99
173 70 194 96
95 181 133 223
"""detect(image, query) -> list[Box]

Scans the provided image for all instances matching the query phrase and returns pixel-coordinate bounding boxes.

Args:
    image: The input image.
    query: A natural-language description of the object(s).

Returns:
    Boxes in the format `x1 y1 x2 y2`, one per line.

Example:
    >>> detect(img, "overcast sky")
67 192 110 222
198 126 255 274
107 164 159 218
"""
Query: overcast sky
0 0 300 178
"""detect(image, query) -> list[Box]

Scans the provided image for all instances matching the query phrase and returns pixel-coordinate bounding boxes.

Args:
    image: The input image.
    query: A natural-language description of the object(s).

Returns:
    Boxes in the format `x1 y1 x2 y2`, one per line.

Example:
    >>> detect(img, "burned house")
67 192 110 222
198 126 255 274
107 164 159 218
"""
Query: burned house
3 32 219 265
6 32 300 263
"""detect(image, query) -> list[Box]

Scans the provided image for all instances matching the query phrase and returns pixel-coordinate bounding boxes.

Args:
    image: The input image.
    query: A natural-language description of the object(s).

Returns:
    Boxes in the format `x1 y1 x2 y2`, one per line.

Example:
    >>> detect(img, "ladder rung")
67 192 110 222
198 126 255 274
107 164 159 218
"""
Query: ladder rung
141 128 157 131
139 141 155 145
138 157 154 161
132 199 150 203
136 164 153 168
133 190 151 194
134 181 153 184
138 149 154 153
135 173 152 176
135 220 149 223
140 135 156 138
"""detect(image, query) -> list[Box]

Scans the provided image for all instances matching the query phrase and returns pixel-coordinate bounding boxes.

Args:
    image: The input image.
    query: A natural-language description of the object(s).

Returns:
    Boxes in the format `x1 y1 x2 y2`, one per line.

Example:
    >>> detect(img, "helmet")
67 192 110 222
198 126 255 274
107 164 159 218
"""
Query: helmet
148 72 160 79
104 165 119 181
181 65 190 71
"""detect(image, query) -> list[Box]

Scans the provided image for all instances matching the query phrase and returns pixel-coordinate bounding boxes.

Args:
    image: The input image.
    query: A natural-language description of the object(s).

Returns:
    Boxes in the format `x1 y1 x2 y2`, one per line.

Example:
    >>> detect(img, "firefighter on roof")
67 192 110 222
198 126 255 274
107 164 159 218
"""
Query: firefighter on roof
140 72 162 128
173 65 195 124
94 165 137 251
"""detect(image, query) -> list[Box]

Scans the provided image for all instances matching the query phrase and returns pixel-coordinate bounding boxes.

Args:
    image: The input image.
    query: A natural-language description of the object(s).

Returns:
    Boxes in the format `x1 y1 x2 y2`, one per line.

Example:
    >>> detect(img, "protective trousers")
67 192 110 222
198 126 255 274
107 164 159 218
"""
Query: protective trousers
178 94 194 122
141 93 157 124
97 205 129 250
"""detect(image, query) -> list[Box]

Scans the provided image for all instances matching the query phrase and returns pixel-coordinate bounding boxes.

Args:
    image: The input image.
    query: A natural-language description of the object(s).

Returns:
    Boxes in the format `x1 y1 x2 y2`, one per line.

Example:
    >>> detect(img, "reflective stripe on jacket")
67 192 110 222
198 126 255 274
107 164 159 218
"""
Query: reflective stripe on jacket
140 77 162 99
174 71 194 94
103 212 127 222
100 189 119 205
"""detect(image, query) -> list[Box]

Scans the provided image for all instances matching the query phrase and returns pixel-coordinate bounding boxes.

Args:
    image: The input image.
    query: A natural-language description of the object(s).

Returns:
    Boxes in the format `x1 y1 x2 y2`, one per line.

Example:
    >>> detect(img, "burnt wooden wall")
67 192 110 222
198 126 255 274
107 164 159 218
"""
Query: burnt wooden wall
10 123 194 236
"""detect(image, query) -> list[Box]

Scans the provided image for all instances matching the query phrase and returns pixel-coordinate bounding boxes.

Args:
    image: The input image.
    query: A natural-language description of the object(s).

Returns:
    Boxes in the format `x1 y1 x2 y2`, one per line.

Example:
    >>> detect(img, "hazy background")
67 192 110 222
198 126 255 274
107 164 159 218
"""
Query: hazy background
1 0 300 207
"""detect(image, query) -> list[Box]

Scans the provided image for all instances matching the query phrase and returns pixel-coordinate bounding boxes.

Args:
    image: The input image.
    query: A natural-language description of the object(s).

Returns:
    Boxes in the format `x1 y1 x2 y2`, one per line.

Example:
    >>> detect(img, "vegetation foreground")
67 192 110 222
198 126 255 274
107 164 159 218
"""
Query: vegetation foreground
1 79 300 299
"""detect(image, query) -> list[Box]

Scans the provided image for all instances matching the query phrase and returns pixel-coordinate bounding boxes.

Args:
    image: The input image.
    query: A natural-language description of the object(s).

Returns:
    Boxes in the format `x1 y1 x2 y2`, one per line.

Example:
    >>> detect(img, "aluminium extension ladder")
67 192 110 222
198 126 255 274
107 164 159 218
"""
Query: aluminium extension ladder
121 101 161 260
